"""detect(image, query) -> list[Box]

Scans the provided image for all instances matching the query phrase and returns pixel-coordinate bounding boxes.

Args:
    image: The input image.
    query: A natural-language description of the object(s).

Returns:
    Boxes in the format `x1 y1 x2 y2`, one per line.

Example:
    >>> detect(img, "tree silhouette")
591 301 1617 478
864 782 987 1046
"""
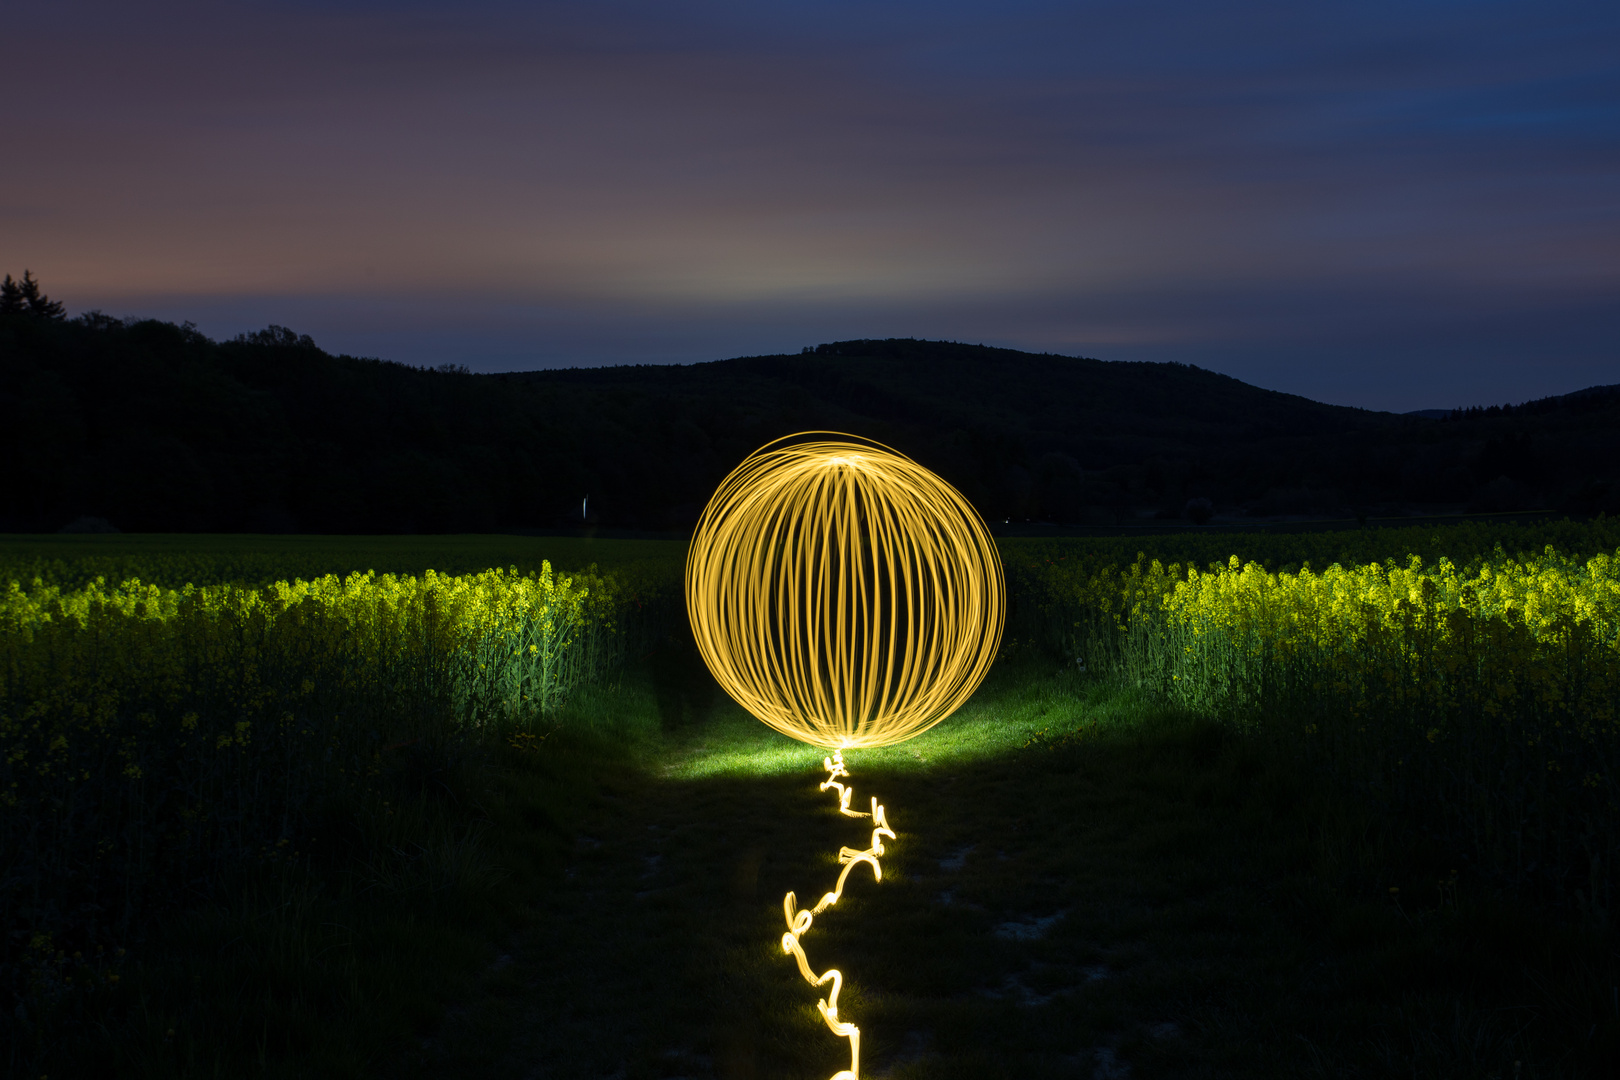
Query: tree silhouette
0 270 66 320
234 325 316 349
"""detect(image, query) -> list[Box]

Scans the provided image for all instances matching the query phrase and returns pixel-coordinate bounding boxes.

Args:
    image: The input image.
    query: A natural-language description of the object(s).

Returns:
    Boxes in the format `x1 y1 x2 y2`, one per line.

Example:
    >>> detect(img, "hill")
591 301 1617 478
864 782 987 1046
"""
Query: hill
2 312 1617 533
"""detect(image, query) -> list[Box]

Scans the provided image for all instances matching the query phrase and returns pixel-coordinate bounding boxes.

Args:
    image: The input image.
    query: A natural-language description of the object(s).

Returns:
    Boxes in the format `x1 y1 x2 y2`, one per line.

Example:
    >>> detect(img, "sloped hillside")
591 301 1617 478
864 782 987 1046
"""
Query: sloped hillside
3 315 1616 533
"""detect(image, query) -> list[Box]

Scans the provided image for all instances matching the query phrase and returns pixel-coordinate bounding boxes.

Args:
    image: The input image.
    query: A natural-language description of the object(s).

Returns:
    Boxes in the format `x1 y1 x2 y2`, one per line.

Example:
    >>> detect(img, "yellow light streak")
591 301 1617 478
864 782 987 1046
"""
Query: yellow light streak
686 432 1004 750
687 433 1002 1079
779 750 896 1080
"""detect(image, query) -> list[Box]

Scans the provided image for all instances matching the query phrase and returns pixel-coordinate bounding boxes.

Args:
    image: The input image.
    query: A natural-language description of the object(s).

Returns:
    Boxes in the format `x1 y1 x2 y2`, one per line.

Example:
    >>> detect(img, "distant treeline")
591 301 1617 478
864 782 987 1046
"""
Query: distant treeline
1443 384 1620 422
3 278 1619 534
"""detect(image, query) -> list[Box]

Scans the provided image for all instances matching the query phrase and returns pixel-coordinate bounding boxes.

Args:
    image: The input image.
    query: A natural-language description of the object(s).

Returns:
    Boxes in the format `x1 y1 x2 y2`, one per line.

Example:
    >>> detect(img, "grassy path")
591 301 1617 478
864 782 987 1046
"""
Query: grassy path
402 660 1616 1079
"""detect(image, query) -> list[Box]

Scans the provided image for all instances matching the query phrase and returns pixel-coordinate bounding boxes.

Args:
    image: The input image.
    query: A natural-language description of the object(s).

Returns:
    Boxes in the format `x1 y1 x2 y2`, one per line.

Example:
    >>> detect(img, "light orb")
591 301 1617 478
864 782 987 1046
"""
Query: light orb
686 432 1004 749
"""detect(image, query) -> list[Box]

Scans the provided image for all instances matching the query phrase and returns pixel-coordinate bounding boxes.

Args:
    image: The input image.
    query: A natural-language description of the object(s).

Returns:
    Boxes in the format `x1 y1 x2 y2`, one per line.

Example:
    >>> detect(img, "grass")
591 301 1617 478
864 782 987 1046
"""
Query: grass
13 711 627 1079
19 643 1620 1079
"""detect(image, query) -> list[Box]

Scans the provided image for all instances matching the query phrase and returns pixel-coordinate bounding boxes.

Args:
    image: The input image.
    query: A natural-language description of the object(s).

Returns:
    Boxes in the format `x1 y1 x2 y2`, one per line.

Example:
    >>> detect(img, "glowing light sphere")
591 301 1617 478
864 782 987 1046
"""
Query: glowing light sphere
686 433 1004 749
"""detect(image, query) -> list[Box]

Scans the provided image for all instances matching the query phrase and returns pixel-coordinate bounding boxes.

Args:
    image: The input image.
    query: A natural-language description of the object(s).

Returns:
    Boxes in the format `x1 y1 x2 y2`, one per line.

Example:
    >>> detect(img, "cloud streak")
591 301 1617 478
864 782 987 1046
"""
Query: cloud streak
3 0 1616 409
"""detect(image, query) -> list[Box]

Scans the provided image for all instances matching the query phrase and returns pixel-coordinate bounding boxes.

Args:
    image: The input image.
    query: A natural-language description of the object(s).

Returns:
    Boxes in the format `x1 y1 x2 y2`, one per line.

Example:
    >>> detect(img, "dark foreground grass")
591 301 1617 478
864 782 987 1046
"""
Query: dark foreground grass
23 650 1620 1078
12 718 617 1079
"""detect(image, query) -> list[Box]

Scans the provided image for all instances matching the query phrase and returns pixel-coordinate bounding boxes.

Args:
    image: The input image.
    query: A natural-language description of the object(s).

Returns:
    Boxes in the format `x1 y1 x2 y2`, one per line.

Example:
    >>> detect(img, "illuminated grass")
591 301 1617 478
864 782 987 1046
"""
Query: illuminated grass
662 654 1157 780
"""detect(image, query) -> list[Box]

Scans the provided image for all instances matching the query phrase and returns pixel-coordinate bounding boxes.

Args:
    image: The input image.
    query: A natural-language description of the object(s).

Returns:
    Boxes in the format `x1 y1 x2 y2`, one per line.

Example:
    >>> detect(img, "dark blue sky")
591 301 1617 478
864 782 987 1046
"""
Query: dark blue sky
4 0 1617 410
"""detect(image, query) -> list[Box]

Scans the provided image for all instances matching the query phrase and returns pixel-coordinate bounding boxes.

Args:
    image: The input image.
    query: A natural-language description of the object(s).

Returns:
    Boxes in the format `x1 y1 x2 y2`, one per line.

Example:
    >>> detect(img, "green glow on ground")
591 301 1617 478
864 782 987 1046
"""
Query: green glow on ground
658 659 1160 781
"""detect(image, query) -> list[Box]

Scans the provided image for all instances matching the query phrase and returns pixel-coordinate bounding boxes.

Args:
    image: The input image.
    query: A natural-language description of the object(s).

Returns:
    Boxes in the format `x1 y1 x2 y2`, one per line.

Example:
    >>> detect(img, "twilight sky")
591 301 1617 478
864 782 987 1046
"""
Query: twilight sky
4 0 1617 411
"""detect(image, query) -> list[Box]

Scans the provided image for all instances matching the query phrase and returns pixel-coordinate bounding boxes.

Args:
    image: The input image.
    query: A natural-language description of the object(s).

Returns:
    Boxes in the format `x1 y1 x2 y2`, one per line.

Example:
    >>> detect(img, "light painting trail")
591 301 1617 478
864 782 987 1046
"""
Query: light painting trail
779 749 896 1080
687 433 1004 1079
686 434 1003 750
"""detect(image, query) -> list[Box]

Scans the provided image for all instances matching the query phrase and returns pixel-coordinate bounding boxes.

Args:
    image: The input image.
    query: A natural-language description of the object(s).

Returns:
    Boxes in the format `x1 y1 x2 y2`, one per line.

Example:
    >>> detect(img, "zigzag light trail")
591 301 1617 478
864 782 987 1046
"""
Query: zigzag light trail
779 750 896 1080
686 433 1003 1079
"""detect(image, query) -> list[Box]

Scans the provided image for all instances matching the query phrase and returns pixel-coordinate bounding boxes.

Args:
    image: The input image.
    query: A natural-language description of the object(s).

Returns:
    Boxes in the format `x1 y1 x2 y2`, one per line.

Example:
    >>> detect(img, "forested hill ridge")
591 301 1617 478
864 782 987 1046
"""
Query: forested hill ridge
3 308 1618 534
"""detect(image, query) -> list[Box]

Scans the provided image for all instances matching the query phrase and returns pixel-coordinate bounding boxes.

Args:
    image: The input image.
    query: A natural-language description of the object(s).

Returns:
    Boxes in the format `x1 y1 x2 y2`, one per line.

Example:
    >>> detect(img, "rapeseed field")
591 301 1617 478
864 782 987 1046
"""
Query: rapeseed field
1010 531 1620 914
5 521 1618 1023
1 557 678 1002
